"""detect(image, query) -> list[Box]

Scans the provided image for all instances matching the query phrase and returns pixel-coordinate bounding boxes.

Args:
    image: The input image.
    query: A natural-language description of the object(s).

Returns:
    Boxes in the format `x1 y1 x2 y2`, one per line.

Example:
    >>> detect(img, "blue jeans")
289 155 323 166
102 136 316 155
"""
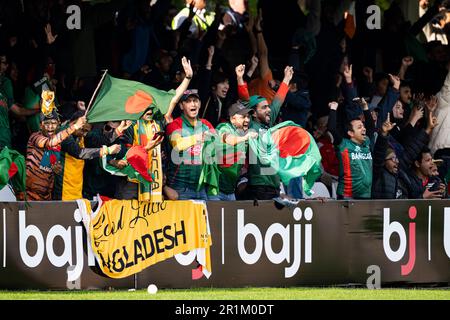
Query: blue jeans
286 176 303 199
217 192 236 201
173 186 208 200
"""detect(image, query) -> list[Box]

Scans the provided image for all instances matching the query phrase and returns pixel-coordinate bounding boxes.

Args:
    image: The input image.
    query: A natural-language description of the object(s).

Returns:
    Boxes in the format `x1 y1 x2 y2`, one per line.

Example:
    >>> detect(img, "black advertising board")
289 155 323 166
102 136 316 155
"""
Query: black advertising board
0 200 449 289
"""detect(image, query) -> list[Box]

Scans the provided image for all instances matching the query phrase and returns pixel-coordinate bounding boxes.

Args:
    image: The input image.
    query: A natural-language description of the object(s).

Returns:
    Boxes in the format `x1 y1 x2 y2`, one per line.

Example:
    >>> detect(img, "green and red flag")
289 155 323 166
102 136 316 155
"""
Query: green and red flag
0 147 26 194
87 74 176 123
249 121 322 196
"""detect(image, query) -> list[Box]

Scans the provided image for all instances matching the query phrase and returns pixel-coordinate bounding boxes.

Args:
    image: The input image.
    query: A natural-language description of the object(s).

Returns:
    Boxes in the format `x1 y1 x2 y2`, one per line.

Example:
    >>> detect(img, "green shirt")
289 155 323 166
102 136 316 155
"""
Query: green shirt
23 87 41 133
248 96 284 189
216 122 248 195
336 138 373 199
0 76 14 149
166 115 215 190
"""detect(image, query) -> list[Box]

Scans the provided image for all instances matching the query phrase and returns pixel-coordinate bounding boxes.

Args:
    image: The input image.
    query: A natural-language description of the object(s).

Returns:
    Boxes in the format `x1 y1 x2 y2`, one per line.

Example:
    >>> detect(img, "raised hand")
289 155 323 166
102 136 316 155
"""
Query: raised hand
402 56 414 67
425 95 438 113
164 113 173 124
388 73 401 90
328 101 339 110
181 57 193 79
282 66 294 84
74 116 87 130
117 120 133 133
381 113 396 136
235 64 246 79
207 45 215 58
44 23 58 45
362 67 373 83
356 97 369 111
427 110 439 131
77 101 86 111
409 105 424 125
250 55 259 68
145 134 164 151
343 64 352 84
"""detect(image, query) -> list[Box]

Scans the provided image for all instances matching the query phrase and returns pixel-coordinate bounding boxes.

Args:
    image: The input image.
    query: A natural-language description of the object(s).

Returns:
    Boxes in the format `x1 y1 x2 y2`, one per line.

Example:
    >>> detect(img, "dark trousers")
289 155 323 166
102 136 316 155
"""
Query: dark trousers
250 185 280 200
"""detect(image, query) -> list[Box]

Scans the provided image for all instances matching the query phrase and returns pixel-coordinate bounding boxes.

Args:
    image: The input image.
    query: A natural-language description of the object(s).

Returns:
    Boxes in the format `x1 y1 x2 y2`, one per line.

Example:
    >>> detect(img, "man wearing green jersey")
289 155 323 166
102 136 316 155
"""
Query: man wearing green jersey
237 64 294 200
328 99 376 199
215 102 258 200
0 53 40 150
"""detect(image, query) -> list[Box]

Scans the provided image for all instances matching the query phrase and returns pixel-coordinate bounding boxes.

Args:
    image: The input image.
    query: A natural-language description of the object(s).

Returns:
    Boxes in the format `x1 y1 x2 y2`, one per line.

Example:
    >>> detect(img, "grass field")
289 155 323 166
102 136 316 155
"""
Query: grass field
0 287 449 300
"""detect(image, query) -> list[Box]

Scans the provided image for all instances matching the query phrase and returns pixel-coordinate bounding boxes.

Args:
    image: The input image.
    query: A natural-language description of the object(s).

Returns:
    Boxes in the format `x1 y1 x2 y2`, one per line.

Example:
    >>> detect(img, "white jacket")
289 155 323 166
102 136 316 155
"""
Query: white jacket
429 68 450 154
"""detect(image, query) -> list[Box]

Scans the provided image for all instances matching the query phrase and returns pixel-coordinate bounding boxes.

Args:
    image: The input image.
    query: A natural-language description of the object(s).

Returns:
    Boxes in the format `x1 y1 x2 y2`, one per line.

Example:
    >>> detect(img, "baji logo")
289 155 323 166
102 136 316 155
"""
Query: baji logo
383 206 417 276
18 209 96 282
444 208 450 259
237 207 313 278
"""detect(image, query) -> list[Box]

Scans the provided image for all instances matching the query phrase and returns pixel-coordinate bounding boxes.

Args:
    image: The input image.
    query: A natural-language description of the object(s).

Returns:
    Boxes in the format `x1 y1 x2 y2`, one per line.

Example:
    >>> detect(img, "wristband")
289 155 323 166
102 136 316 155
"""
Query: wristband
185 75 193 79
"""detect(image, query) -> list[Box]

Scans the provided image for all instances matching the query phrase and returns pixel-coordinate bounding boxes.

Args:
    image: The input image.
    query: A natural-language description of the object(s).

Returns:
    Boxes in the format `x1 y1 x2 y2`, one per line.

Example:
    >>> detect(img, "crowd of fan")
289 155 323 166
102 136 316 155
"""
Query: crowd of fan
1 0 450 202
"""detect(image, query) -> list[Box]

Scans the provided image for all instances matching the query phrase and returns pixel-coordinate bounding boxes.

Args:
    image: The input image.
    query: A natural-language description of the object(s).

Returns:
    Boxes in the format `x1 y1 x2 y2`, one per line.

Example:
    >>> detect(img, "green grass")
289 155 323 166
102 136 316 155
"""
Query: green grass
0 287 449 300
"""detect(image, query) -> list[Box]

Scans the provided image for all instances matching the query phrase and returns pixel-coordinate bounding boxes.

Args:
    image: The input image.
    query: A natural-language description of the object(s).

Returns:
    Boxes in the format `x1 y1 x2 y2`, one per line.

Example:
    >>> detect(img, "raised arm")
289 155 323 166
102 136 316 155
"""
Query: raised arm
398 56 414 80
255 10 270 79
34 116 86 149
269 66 293 126
236 64 250 101
165 57 193 124
377 74 400 127
360 98 375 143
373 114 395 178
327 101 343 146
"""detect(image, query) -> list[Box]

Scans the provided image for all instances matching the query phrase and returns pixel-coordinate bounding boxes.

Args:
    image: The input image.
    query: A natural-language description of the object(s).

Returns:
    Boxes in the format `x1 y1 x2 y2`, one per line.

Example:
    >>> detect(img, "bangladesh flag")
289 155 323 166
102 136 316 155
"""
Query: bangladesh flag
248 121 322 196
87 74 176 123
198 134 220 196
0 147 26 194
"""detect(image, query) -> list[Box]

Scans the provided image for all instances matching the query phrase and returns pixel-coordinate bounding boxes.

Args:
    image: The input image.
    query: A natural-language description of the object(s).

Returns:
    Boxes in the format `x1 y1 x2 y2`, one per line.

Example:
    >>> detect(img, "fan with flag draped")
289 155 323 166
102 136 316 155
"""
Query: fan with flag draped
248 121 322 196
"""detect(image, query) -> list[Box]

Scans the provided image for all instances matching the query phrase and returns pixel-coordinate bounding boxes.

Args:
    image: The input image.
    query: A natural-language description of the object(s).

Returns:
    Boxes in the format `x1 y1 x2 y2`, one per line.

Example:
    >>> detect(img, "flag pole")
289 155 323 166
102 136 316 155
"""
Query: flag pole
85 69 108 117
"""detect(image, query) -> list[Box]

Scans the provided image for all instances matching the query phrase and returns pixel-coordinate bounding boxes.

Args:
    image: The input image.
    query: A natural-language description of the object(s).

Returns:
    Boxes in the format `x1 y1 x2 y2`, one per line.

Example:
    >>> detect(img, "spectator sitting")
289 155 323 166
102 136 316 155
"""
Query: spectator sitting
406 146 446 199
372 113 431 199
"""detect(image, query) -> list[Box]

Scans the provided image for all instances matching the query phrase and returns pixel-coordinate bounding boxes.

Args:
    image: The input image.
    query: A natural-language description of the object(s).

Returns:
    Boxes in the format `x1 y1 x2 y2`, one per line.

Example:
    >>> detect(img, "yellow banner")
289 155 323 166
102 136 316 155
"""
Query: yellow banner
77 199 212 279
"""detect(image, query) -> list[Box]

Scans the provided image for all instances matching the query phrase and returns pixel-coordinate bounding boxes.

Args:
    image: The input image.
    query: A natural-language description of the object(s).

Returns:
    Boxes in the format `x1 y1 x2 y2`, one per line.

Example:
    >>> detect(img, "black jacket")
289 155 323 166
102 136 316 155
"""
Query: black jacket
372 129 430 199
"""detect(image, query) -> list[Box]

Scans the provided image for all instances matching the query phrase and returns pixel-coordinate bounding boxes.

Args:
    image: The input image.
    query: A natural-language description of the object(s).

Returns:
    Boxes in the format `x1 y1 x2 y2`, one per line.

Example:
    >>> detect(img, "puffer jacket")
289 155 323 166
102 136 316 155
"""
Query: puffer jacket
430 68 450 154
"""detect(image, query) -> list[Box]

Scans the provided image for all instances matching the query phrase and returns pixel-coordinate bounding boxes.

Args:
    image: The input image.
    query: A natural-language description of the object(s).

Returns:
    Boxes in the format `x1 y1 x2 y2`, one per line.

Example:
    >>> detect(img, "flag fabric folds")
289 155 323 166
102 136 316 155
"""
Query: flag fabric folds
0 147 26 194
87 74 176 123
248 121 322 196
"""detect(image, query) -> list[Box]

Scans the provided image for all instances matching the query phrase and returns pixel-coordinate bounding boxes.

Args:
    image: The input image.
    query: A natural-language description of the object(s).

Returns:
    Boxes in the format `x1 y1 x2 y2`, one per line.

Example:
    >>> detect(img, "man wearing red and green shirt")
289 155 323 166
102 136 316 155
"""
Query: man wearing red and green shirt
166 89 216 200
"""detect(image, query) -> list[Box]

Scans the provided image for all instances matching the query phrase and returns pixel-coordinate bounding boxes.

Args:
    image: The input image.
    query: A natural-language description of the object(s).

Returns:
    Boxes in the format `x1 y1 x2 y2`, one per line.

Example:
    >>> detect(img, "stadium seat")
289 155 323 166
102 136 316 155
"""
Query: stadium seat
303 182 331 199
0 185 16 201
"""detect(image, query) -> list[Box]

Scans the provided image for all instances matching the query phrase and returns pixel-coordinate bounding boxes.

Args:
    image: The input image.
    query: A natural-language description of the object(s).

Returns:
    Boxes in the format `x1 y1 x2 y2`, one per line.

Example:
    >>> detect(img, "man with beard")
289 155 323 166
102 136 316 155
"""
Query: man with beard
215 101 258 201
25 93 86 201
237 64 293 200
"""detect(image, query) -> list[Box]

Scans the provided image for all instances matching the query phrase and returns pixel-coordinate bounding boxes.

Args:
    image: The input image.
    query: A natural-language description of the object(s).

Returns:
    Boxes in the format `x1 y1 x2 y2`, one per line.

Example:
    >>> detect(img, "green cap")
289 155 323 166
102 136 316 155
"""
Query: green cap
248 95 267 109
